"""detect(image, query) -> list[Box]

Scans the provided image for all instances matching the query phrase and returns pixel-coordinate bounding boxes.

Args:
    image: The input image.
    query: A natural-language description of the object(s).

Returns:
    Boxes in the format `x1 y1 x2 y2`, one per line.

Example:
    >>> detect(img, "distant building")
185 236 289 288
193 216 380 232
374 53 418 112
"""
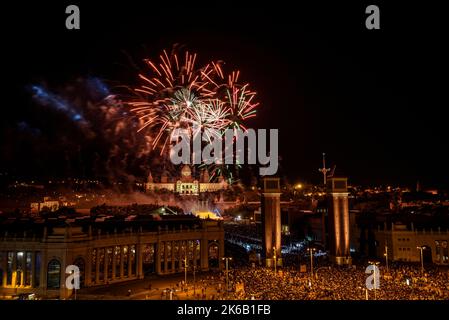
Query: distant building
30 197 75 214
145 165 228 195
374 223 449 265
0 214 224 299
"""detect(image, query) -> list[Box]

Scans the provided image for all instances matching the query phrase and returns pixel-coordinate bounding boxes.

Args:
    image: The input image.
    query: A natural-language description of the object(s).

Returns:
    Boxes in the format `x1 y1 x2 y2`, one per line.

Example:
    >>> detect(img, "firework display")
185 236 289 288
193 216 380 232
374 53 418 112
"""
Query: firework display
128 48 259 168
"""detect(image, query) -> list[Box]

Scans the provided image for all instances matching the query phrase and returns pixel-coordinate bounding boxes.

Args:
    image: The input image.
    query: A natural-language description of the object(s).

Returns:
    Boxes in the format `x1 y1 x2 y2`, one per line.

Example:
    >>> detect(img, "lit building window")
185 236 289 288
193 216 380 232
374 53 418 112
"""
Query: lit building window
437 240 449 264
47 259 61 289
16 251 24 287
35 252 41 288
129 245 136 275
25 252 32 286
7 252 14 286
107 248 113 280
122 246 129 277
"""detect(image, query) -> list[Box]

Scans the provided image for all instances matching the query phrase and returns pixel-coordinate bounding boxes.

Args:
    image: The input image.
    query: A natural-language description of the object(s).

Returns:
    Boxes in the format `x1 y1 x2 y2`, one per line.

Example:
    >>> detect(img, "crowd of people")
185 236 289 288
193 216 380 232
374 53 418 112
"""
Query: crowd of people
220 223 449 300
220 264 449 300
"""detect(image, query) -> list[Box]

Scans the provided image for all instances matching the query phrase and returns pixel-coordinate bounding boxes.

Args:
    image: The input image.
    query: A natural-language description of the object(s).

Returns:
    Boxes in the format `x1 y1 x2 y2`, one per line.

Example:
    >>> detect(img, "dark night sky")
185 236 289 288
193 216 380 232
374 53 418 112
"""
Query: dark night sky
1 1 448 188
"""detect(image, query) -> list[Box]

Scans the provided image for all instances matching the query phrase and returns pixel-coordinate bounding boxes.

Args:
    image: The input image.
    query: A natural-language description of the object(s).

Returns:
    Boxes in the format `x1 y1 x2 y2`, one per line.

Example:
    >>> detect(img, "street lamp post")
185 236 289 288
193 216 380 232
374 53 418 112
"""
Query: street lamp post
222 257 232 294
184 254 188 288
417 246 425 274
273 247 277 274
384 243 389 273
193 265 196 295
307 247 316 282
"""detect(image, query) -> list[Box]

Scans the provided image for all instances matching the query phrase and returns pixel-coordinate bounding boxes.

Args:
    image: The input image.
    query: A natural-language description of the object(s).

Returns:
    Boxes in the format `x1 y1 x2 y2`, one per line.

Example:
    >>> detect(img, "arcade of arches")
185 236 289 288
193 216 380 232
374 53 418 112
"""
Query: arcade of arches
0 221 224 298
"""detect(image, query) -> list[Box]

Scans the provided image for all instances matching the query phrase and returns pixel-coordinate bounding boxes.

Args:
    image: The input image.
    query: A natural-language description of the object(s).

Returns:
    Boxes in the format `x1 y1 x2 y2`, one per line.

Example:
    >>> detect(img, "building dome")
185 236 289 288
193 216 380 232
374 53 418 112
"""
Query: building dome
161 169 169 183
181 165 192 177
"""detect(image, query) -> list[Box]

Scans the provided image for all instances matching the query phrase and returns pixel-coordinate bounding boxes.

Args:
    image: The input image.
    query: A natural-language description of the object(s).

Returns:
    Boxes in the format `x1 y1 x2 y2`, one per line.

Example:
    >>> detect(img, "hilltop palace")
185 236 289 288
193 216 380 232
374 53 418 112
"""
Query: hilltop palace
145 165 228 195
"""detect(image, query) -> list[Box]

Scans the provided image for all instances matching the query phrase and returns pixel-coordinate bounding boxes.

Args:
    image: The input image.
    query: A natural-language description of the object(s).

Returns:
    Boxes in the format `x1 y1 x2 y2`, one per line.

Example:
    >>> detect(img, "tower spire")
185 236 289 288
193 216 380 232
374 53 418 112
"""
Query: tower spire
318 153 331 185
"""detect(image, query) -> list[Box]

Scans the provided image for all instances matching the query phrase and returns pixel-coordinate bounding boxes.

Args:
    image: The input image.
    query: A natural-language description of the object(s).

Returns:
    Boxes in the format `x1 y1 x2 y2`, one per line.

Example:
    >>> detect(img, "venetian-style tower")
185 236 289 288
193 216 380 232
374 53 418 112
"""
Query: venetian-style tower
327 177 351 265
261 177 282 267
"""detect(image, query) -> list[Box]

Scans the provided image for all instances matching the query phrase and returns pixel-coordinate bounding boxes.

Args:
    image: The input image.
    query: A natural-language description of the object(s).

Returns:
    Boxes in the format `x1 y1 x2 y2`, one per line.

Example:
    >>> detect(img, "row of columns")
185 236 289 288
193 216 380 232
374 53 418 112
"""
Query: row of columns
86 240 212 283
156 240 201 274
1 238 222 291
88 245 140 285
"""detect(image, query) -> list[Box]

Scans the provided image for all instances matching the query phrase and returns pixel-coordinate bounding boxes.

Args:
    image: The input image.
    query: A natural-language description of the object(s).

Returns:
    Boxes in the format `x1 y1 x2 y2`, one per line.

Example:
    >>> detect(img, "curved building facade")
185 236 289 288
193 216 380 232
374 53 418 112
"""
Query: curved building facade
0 215 224 299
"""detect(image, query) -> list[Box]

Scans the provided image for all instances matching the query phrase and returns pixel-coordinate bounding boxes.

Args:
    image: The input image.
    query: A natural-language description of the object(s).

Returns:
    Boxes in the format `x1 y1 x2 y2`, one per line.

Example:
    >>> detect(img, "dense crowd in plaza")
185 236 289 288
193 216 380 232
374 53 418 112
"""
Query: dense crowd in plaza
219 224 449 300
156 263 449 300
79 256 448 300
220 264 449 300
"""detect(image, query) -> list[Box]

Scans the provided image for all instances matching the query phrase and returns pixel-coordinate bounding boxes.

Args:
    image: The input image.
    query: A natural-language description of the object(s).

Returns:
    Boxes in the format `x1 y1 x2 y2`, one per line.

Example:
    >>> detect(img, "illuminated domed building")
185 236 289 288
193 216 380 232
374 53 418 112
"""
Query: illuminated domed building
145 165 228 195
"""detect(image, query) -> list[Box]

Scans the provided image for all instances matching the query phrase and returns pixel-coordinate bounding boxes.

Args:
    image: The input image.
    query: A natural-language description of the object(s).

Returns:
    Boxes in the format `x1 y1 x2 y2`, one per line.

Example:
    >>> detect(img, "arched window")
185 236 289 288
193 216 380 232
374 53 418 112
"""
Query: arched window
208 243 219 259
423 245 433 264
208 243 219 268
47 259 61 289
